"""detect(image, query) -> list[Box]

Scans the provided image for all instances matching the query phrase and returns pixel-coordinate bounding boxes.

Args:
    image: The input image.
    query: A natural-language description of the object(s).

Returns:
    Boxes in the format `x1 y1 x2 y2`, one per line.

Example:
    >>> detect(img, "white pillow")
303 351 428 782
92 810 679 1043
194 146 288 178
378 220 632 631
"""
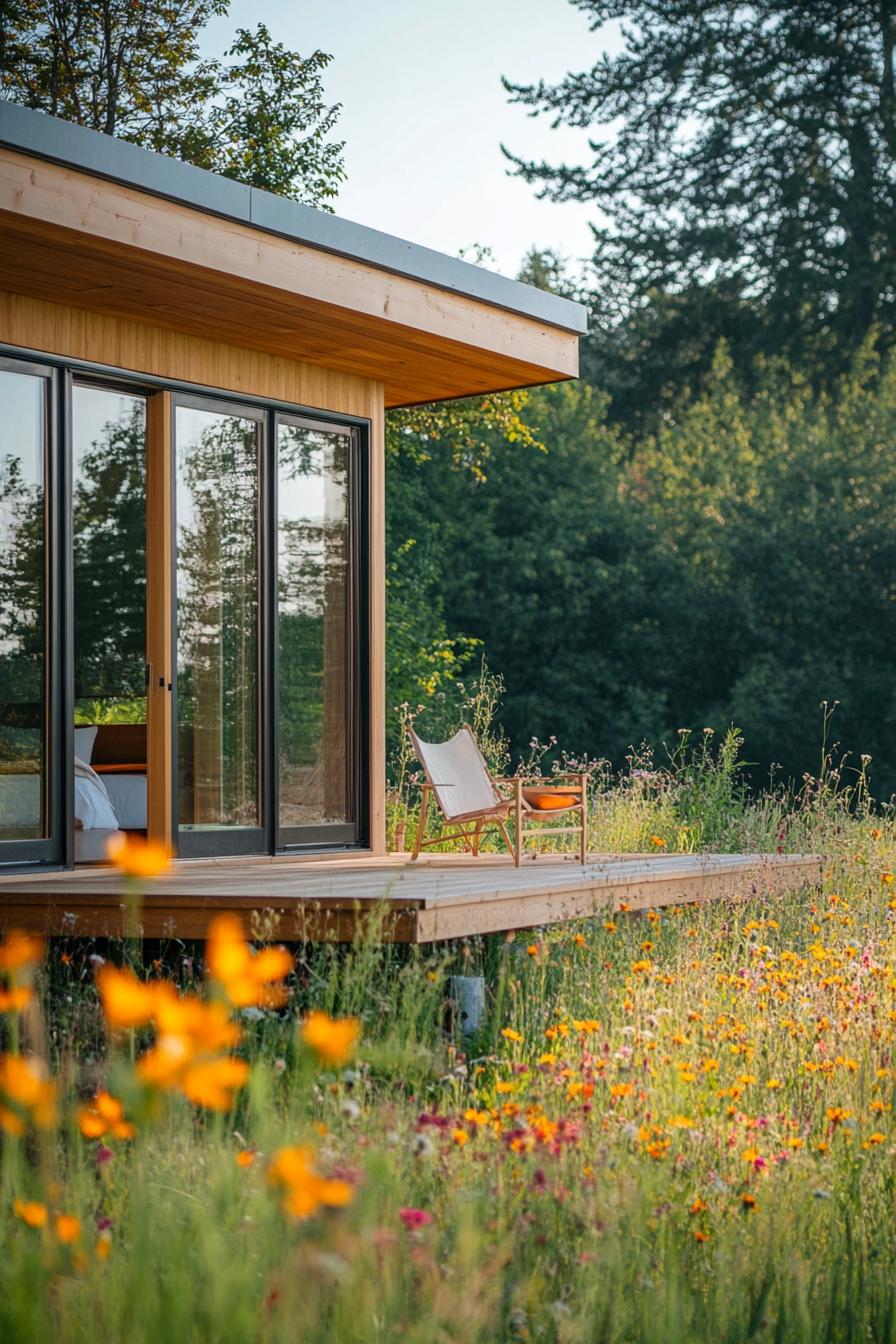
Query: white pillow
74 725 98 763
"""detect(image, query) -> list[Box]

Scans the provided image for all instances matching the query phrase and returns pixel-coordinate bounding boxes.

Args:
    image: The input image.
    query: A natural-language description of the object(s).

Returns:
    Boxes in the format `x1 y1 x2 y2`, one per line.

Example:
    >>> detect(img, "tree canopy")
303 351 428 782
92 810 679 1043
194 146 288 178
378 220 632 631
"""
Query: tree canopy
505 0 896 394
0 1 344 206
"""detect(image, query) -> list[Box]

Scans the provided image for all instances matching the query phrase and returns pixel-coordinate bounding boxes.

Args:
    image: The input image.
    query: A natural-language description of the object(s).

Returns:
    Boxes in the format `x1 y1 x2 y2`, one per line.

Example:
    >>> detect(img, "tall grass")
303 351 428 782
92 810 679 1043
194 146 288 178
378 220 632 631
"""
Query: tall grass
3 733 896 1341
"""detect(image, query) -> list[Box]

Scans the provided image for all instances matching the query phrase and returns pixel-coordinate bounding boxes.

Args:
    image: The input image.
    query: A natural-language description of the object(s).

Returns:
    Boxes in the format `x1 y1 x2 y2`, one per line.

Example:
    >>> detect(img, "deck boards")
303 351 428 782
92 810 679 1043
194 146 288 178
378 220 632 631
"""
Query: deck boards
0 851 823 942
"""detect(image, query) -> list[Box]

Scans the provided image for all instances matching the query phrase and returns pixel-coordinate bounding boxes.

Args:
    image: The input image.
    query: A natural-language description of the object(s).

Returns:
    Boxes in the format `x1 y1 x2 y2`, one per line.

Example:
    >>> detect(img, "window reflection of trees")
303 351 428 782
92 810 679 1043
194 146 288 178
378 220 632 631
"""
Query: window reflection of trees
0 377 45 839
73 395 147 720
277 425 349 828
177 410 259 829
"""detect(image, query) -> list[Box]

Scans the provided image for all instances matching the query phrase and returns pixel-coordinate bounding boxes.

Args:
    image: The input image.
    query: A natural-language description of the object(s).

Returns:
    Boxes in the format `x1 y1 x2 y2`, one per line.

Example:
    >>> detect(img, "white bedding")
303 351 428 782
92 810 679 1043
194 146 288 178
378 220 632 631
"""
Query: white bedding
102 772 147 829
74 757 119 831
0 757 121 832
0 751 150 845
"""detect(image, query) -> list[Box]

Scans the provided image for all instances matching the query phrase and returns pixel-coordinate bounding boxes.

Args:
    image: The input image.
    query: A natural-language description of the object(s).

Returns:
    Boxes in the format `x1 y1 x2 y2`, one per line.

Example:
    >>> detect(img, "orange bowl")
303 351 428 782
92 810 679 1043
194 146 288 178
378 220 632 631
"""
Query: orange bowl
522 788 578 811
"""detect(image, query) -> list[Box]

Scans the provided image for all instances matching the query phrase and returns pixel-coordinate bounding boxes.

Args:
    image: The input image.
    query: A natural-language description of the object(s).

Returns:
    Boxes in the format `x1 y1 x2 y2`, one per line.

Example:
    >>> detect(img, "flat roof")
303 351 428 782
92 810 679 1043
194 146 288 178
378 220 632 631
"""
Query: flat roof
0 101 587 336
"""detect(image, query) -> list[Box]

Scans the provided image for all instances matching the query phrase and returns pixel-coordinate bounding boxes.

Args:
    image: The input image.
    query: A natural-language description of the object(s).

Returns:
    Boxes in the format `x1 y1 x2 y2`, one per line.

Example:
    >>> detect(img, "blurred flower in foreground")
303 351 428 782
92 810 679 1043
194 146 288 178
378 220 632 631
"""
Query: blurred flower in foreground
398 1207 433 1230
95 958 248 1113
13 1198 47 1228
0 1054 57 1135
0 930 43 972
206 914 292 1008
268 1145 353 1219
301 1011 360 1067
77 1091 136 1142
0 929 44 1013
106 833 171 879
96 965 157 1029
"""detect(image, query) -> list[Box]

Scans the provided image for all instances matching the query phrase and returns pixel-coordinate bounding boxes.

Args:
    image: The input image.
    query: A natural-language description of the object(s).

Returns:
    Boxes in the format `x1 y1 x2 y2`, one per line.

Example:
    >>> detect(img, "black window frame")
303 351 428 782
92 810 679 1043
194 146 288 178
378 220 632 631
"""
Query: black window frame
274 412 368 852
0 342 372 870
0 354 63 868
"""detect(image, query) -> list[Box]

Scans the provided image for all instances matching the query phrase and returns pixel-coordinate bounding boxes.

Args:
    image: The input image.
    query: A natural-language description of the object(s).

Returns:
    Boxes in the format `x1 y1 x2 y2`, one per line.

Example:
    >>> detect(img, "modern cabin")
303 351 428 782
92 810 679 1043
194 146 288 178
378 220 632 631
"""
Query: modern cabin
0 101 586 891
0 105 822 942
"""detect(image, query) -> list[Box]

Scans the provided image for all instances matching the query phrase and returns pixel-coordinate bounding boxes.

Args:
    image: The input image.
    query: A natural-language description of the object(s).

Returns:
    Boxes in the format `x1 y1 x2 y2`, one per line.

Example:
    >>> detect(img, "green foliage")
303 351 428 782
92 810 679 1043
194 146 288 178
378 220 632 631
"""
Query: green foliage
388 342 896 800
0 1 344 206
385 391 543 745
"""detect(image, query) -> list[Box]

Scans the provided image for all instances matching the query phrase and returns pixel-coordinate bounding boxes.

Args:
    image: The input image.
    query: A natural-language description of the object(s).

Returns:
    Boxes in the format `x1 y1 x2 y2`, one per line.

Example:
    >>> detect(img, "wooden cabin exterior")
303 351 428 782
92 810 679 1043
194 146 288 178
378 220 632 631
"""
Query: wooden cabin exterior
0 102 586 896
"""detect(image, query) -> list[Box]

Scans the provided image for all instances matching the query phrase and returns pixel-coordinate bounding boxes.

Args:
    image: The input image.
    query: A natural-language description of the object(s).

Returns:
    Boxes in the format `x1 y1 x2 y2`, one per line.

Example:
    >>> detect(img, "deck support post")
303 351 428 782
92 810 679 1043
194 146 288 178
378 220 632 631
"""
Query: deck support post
450 976 486 1035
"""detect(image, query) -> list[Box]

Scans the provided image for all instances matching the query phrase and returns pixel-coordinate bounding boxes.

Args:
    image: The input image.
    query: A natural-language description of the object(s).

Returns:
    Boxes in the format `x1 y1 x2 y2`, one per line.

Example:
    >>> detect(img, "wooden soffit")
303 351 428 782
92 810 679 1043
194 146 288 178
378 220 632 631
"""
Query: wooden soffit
0 149 579 407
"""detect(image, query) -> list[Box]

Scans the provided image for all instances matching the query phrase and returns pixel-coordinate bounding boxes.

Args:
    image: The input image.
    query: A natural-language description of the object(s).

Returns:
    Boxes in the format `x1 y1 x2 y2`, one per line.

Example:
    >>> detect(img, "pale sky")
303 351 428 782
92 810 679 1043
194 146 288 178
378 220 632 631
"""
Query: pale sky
202 0 619 278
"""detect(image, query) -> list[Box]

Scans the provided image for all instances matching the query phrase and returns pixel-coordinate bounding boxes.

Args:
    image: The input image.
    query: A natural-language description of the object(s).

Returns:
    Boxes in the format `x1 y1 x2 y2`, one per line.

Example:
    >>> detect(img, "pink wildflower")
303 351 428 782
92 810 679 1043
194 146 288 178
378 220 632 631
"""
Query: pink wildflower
399 1207 434 1230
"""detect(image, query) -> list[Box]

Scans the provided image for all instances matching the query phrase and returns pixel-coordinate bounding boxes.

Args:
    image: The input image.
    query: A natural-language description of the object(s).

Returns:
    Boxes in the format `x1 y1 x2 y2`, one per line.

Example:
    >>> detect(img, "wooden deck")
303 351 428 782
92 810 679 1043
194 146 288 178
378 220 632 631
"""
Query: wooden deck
0 851 823 943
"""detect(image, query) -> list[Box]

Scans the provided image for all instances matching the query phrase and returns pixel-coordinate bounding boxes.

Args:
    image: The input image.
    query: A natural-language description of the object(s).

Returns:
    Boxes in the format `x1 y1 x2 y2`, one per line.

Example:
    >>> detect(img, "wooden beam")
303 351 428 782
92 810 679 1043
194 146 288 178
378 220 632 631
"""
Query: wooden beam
0 292 380 418
0 853 823 943
368 385 386 855
0 151 579 407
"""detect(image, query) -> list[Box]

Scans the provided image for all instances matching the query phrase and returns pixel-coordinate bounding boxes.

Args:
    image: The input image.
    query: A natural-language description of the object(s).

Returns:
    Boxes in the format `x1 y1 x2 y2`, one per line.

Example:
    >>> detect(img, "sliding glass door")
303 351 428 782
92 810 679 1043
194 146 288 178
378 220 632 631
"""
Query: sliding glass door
0 361 57 862
277 417 357 846
175 399 263 855
173 399 363 856
72 383 147 862
0 349 368 870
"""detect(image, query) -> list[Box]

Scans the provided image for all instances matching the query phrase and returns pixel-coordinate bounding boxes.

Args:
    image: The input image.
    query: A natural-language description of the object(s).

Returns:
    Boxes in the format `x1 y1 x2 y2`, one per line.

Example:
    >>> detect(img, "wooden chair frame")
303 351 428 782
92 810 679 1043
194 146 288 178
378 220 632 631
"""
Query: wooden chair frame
408 725 589 866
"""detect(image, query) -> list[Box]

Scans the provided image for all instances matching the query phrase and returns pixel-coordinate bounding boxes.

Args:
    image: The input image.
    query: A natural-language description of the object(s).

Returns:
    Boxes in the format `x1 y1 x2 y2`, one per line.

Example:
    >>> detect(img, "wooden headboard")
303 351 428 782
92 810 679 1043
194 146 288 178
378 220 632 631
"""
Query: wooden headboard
91 723 147 768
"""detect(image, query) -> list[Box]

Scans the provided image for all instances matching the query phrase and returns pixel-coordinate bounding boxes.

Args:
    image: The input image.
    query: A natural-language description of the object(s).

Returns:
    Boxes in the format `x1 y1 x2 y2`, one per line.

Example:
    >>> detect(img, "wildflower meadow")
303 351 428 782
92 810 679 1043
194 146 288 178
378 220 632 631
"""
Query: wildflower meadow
3 743 896 1342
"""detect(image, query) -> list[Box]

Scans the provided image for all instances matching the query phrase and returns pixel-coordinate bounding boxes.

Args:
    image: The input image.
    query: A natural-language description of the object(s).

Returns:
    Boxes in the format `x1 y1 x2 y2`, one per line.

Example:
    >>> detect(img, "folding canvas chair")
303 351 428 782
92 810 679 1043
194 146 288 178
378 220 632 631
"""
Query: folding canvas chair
409 725 589 867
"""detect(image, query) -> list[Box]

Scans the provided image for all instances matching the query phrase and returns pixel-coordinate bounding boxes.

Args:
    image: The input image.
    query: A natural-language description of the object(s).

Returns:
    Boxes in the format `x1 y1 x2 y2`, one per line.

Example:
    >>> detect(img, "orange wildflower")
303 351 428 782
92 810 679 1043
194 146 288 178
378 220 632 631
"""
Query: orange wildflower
650 835 667 849
0 1053 56 1135
0 930 43 972
77 1091 135 1141
205 914 292 1009
95 965 157 1029
235 1149 256 1168
501 1028 523 1043
464 1108 491 1126
0 986 32 1013
826 1106 852 1126
267 1145 353 1220
610 1083 634 1098
180 1057 250 1111
136 990 246 1110
154 989 240 1053
13 1198 47 1228
55 1213 81 1245
451 1128 469 1146
300 1011 360 1067
106 833 171 878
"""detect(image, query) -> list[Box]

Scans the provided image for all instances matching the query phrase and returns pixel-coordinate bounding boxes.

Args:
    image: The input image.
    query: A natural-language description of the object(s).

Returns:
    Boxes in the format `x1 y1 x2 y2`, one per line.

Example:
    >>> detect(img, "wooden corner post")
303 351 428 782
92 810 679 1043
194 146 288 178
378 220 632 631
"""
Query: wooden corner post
368 385 387 855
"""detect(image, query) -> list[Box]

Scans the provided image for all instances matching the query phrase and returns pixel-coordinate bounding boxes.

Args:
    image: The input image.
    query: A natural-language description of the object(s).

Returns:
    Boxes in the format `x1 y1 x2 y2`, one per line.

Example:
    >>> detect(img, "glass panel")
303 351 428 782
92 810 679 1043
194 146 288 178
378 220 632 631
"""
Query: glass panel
73 386 147 727
277 422 351 834
177 406 260 832
72 386 147 856
0 370 47 841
